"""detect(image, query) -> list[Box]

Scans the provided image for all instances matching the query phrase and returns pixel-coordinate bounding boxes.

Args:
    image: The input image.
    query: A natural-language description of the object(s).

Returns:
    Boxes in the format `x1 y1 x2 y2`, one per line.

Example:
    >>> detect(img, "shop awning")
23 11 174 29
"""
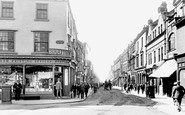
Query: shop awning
149 59 177 78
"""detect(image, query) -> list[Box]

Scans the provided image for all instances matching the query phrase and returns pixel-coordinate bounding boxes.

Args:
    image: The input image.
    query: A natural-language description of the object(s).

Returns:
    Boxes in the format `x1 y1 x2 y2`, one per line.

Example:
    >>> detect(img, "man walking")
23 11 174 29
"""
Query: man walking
172 81 185 112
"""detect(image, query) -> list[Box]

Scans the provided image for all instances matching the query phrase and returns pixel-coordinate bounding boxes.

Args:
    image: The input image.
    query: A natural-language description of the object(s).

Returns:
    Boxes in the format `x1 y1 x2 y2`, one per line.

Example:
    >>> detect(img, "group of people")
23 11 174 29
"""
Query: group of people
70 82 90 99
103 80 112 90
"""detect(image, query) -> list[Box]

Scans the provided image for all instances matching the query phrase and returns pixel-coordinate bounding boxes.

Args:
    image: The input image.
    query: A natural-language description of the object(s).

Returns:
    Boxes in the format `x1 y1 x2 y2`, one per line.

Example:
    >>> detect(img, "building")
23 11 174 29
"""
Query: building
134 26 148 86
0 0 78 98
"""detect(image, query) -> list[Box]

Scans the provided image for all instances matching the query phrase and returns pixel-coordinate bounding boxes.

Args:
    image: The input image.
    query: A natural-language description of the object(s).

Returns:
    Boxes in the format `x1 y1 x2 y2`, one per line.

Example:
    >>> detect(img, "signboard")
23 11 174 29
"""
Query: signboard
64 69 68 86
49 48 71 57
0 59 70 66
56 40 64 44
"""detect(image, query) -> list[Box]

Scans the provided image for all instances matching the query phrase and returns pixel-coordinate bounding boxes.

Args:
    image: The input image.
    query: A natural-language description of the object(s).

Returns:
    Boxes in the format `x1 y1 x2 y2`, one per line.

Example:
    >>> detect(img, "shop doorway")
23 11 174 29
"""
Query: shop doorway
54 72 63 96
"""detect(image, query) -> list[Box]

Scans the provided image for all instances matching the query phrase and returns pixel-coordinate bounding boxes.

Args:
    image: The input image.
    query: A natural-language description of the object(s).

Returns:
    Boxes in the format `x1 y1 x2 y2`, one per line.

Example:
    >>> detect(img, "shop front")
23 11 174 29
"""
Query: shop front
0 55 74 98
175 53 185 88
149 59 177 96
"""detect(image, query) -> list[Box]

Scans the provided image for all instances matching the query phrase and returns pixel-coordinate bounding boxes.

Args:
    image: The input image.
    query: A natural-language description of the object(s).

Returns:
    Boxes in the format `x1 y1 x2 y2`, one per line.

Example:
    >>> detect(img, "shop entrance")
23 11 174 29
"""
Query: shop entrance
54 72 63 96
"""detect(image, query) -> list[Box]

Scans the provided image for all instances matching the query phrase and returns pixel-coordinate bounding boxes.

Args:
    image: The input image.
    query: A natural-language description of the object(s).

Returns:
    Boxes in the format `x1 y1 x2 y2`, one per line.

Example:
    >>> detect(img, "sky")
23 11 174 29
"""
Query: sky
69 0 174 82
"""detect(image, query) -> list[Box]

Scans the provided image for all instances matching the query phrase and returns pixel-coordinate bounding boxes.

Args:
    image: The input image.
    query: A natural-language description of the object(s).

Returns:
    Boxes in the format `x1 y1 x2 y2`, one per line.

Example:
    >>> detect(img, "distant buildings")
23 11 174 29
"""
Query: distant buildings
111 0 185 97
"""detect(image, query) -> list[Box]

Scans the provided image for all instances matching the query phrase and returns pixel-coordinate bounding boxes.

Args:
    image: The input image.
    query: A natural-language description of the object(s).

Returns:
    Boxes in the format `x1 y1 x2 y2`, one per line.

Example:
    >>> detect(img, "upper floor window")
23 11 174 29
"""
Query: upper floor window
140 53 143 66
141 37 143 48
36 3 48 20
161 24 163 32
168 33 175 52
154 51 156 63
161 47 163 60
34 32 49 52
158 48 161 62
0 31 14 51
1 2 14 18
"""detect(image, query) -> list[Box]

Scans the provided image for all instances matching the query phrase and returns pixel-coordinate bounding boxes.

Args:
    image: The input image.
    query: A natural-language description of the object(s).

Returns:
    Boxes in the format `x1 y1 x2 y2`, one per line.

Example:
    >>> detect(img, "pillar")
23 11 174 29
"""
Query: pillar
52 65 55 95
22 65 26 94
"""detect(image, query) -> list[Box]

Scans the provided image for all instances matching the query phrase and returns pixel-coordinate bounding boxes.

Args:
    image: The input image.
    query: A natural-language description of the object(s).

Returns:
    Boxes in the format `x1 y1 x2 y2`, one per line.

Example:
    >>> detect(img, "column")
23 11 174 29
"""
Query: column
52 65 55 95
22 65 26 94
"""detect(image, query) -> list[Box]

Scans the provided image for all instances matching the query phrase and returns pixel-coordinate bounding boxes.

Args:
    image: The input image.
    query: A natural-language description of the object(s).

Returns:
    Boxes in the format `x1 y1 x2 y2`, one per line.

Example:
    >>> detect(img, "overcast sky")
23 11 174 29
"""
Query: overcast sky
69 0 174 82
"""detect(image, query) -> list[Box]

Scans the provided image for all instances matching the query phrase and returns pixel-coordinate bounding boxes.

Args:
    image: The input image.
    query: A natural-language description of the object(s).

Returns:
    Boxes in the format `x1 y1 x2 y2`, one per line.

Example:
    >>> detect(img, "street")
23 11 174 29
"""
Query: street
0 87 169 115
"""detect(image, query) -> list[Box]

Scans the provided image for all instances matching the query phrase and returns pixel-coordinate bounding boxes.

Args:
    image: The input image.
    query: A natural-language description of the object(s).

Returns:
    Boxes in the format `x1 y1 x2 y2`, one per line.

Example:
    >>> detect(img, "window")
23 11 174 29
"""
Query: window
158 48 161 62
168 33 175 51
140 53 143 66
1 2 14 18
0 31 14 51
36 3 48 20
158 26 160 35
161 24 163 32
154 51 156 63
148 53 152 65
34 32 49 52
141 37 143 47
161 47 163 60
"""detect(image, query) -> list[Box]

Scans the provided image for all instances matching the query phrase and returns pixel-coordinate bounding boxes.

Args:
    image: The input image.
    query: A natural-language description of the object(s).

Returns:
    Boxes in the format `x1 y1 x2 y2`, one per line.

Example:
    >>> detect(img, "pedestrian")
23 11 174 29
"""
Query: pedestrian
70 83 77 98
108 80 112 90
171 82 177 106
13 80 22 101
76 83 81 98
172 81 185 112
84 83 90 97
55 78 62 98
80 83 85 99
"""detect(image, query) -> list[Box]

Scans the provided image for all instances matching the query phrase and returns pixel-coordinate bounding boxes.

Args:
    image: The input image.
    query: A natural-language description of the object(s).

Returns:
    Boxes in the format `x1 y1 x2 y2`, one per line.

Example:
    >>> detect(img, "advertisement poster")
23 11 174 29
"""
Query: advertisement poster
64 69 68 86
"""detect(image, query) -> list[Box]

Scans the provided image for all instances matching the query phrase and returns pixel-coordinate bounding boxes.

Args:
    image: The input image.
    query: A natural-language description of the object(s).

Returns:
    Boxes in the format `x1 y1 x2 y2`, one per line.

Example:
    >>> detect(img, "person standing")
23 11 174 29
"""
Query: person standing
80 83 85 99
172 81 185 112
84 83 90 97
13 80 22 101
55 78 62 98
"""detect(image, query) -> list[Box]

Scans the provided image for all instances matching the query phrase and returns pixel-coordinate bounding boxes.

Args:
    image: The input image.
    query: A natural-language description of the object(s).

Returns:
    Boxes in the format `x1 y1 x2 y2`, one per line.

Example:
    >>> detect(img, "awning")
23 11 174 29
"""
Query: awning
149 59 177 78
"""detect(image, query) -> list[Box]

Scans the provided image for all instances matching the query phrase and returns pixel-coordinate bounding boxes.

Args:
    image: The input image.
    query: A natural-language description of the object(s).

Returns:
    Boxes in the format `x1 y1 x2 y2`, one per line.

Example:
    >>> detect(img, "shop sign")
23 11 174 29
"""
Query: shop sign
49 48 71 57
0 59 69 65
64 69 68 86
56 40 64 44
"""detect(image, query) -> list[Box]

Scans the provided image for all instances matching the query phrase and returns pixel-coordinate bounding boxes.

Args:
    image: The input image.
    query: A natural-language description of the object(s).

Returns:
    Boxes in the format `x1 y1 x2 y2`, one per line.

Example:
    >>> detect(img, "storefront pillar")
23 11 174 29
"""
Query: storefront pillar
22 65 26 94
52 65 55 95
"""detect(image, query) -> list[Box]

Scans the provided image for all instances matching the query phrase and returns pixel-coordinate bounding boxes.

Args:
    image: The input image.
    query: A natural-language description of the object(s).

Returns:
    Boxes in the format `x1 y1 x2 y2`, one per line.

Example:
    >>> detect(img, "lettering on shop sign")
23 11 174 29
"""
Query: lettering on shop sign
179 62 185 68
0 59 69 65
49 48 71 57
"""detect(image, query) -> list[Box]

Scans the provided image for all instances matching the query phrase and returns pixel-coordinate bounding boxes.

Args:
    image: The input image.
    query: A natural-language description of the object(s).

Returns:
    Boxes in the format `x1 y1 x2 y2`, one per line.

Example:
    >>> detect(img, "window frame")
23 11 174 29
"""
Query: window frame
33 31 50 53
35 3 48 21
0 30 15 52
1 1 14 19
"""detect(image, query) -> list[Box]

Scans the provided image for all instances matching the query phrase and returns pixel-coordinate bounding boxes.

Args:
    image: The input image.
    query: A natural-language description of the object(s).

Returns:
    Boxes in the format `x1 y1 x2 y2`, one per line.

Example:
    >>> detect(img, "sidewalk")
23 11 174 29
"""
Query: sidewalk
113 86 185 115
0 88 93 106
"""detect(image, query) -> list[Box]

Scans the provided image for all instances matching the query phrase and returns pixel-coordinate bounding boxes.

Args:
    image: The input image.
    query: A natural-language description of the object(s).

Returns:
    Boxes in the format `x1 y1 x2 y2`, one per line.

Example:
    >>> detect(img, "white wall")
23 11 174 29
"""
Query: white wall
0 0 69 55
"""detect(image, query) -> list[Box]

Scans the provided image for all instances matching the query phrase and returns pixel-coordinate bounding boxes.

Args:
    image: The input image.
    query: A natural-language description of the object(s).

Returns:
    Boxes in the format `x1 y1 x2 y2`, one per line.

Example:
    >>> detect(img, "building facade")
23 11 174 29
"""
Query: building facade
0 0 78 98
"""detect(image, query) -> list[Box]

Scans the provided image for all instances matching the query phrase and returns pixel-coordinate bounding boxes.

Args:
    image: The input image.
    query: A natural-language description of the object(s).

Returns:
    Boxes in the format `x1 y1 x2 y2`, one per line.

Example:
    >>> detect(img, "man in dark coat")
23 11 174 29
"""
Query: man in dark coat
13 80 22 101
172 81 185 112
84 83 90 97
80 83 85 99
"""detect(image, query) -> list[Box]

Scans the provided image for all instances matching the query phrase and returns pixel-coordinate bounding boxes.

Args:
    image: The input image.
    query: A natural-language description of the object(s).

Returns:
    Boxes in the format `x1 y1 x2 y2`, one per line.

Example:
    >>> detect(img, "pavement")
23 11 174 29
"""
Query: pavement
113 86 185 115
0 87 185 115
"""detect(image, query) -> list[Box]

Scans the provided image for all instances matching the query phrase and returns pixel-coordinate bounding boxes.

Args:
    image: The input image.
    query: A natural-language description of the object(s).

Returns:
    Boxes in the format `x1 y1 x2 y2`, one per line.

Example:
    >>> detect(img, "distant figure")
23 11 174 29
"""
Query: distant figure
71 83 77 98
172 81 185 112
108 80 112 90
55 78 62 98
13 80 22 101
80 83 85 99
84 83 90 97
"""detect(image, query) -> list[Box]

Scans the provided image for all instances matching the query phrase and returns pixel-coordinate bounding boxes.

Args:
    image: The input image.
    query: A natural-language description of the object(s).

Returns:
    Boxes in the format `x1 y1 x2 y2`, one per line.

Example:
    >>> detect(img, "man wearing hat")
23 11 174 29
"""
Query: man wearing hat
172 81 185 112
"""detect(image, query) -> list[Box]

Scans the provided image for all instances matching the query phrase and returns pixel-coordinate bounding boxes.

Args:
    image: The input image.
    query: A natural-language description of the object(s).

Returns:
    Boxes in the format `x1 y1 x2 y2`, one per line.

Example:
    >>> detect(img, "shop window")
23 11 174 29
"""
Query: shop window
25 71 53 94
1 2 14 18
0 31 14 51
34 32 49 52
